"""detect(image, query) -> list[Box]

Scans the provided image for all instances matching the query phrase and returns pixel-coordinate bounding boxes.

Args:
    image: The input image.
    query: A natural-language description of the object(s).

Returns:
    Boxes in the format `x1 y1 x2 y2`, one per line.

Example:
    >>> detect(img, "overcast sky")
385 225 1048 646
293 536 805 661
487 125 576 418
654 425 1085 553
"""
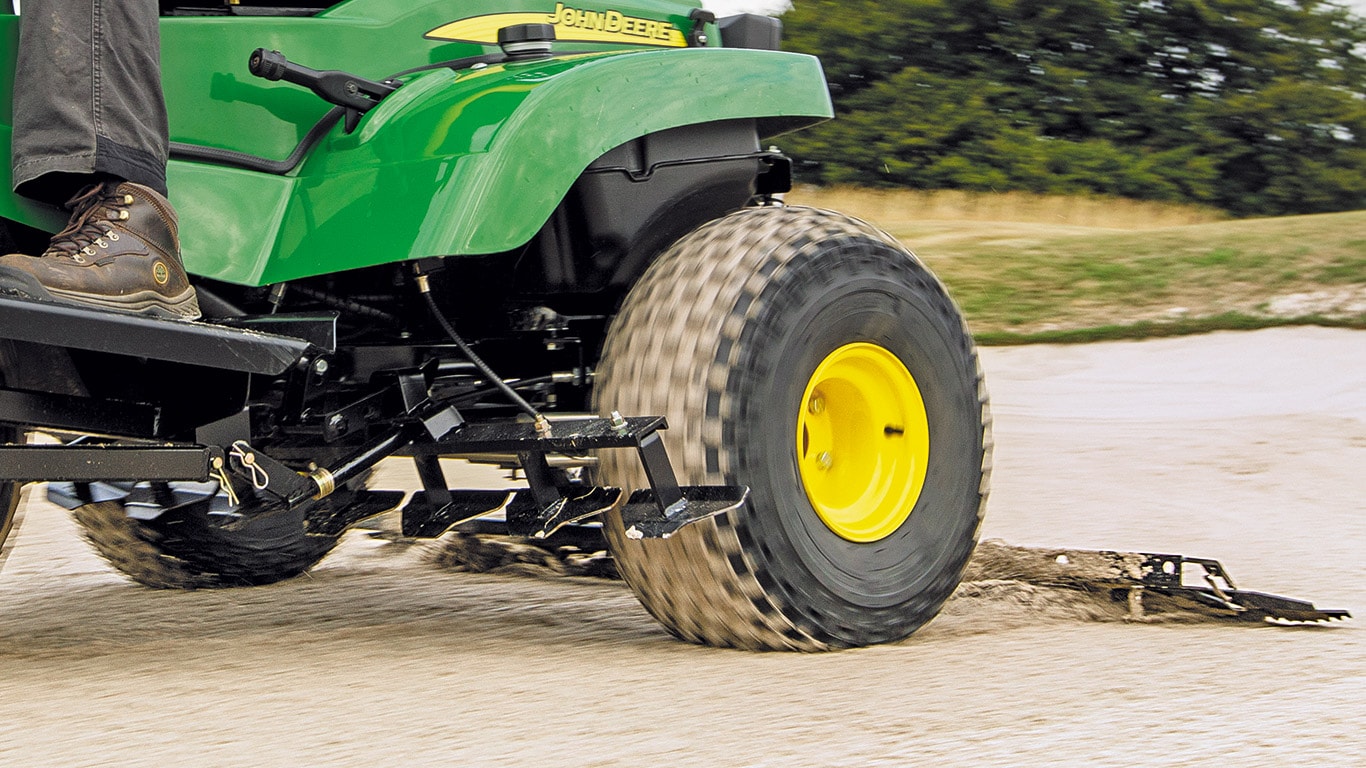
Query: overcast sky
702 0 1366 21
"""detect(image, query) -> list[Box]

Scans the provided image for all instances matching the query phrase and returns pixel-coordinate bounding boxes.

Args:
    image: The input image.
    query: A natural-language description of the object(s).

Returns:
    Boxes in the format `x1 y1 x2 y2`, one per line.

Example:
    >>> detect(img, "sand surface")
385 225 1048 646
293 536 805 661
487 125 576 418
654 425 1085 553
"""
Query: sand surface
1 327 1361 766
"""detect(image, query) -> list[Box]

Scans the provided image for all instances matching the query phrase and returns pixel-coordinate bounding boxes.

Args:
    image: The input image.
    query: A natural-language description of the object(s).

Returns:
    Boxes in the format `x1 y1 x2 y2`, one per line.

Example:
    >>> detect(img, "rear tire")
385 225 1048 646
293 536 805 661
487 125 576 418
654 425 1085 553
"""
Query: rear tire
0 335 342 588
595 206 990 650
72 500 340 589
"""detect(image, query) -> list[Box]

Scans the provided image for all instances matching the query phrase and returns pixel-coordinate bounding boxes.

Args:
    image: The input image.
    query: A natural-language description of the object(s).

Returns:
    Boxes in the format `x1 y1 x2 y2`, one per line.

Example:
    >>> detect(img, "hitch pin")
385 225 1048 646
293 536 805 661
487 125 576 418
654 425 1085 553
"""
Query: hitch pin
229 440 271 490
210 456 241 507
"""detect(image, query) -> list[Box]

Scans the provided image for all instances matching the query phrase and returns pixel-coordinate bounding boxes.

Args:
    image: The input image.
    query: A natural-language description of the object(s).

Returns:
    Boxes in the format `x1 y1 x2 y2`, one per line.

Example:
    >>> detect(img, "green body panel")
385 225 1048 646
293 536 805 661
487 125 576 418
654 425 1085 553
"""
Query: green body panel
1 0 833 286
219 49 830 285
158 0 710 160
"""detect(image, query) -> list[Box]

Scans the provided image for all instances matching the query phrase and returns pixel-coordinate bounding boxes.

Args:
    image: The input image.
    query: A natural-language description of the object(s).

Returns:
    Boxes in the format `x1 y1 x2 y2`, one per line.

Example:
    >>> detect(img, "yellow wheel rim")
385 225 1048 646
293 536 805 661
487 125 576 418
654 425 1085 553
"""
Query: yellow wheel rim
796 342 930 542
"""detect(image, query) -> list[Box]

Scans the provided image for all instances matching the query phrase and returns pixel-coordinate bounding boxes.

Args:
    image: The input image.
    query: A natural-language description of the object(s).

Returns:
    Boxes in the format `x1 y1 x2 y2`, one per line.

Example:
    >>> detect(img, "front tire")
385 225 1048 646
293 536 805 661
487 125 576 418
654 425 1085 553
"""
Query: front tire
595 206 990 650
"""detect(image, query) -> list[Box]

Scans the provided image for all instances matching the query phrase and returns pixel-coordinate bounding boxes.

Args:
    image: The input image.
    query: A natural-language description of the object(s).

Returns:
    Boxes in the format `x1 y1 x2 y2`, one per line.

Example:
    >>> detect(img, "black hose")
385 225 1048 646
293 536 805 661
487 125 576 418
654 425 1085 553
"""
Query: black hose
419 289 543 422
449 375 556 405
390 53 509 79
170 106 346 175
286 284 400 326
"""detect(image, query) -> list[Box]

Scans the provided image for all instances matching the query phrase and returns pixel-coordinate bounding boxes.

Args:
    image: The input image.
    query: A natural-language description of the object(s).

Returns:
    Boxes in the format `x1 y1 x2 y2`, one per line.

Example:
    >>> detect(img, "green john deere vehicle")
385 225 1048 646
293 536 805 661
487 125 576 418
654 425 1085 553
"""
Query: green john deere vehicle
0 0 990 650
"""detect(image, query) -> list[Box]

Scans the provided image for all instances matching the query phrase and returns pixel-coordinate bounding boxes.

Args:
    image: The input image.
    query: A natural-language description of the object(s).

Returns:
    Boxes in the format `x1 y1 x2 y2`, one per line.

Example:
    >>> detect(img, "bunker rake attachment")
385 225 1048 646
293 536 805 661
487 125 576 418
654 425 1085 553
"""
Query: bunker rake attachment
963 542 1350 625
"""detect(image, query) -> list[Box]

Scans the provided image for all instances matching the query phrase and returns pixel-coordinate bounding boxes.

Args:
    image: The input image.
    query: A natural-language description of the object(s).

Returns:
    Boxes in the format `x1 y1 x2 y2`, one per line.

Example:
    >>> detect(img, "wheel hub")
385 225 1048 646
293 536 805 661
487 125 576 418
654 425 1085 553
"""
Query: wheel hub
796 342 930 542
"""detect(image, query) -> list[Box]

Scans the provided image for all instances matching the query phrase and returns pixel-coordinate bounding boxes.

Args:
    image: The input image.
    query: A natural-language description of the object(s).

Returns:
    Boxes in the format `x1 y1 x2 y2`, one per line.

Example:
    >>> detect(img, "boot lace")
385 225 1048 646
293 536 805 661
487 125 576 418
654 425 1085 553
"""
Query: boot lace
42 183 130 264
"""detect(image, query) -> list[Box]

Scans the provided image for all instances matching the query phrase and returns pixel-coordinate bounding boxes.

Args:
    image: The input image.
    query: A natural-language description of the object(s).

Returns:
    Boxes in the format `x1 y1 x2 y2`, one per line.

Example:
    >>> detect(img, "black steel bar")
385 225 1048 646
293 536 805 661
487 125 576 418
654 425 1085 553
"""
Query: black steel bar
0 445 221 482
412 454 453 508
404 416 668 455
0 388 161 437
216 312 339 353
287 424 419 506
517 451 565 509
0 295 311 375
636 431 683 512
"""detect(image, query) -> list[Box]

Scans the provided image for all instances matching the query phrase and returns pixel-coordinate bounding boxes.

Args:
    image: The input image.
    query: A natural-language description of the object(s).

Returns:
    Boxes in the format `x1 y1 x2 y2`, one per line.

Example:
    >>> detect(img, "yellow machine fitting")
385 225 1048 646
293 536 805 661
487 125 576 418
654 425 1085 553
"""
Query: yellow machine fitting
309 467 337 499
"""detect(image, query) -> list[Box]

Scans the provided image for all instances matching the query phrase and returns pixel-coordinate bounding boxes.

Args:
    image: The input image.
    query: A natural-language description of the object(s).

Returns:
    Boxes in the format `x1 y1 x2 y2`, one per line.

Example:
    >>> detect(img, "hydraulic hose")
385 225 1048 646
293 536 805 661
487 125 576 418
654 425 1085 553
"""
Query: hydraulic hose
415 273 551 436
169 106 345 175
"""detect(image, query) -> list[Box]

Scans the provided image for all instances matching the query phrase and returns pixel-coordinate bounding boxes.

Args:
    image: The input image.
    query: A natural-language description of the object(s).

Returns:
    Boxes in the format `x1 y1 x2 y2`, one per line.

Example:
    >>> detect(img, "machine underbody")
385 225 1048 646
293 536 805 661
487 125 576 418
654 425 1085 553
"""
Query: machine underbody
0 295 745 546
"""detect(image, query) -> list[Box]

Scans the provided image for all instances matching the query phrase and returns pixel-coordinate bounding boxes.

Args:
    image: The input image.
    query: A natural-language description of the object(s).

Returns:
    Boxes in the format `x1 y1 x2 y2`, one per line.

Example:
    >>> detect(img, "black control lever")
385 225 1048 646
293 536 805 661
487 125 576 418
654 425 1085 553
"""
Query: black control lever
249 48 399 132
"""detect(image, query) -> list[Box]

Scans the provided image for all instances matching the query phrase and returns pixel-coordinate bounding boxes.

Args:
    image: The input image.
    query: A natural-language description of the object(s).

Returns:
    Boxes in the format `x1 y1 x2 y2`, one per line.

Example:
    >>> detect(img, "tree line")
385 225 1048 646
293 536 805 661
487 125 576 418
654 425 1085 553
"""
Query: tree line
778 0 1366 215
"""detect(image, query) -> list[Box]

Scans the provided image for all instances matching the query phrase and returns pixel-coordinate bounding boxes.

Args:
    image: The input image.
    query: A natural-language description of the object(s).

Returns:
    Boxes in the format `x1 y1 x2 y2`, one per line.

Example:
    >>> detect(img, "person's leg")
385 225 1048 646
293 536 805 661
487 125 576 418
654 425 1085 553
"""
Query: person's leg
2 0 198 319
13 0 168 205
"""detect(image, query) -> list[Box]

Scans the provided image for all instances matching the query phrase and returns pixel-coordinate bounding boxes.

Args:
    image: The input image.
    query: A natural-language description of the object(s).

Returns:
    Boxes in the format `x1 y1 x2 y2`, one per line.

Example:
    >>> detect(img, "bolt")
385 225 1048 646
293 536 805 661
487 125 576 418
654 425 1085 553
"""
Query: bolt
312 358 330 376
808 395 825 414
327 414 349 435
610 410 627 430
817 451 833 470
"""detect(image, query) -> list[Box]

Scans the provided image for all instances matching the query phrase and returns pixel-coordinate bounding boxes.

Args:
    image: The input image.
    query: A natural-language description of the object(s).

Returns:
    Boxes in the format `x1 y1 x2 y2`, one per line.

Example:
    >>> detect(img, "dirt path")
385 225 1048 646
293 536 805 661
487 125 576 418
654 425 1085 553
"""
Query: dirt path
2 327 1361 767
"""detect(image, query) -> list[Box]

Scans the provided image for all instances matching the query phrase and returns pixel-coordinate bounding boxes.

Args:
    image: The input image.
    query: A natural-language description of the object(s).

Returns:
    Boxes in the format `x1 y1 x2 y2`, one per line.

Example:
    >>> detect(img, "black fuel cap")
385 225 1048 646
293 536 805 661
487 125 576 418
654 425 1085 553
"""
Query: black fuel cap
498 23 556 59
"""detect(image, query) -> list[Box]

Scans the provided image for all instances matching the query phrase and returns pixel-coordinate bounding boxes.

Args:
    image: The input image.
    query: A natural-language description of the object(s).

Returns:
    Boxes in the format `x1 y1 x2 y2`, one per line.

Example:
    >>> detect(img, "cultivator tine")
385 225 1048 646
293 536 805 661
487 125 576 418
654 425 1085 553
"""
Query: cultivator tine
304 490 406 538
505 486 621 539
618 485 749 539
401 490 514 538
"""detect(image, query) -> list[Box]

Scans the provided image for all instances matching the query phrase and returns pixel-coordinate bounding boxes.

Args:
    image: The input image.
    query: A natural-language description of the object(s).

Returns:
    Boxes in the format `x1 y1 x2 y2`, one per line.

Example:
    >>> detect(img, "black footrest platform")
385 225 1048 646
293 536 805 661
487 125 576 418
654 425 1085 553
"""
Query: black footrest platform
401 490 513 538
0 295 311 376
619 485 749 539
505 486 622 540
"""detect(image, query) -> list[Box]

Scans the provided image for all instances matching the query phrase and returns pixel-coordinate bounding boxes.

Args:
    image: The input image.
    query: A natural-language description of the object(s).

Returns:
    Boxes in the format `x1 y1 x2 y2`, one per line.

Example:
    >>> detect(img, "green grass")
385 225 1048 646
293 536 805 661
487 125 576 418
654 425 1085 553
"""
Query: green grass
791 189 1365 343
973 313 1362 346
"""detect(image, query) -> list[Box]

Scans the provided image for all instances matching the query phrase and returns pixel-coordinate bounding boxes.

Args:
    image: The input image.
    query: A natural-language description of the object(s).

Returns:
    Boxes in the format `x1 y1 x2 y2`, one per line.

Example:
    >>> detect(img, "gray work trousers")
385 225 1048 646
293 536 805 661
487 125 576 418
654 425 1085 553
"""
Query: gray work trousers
12 0 168 205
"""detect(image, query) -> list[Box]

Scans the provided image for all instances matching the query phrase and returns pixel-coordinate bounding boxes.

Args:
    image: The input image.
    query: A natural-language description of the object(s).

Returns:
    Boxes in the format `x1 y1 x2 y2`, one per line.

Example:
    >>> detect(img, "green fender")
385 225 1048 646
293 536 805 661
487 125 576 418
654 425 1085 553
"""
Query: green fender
178 47 832 286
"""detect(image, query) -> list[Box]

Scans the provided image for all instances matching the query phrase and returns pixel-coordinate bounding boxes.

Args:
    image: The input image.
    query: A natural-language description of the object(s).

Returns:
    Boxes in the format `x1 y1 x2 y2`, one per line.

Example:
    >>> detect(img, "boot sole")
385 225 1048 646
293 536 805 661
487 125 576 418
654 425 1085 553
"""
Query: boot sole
0 269 201 320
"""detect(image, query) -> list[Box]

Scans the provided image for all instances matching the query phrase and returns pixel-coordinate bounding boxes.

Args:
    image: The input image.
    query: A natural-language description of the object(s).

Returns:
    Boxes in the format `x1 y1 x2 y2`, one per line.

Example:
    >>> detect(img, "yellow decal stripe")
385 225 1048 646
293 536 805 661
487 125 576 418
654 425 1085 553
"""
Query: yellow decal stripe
426 13 553 44
425 5 686 48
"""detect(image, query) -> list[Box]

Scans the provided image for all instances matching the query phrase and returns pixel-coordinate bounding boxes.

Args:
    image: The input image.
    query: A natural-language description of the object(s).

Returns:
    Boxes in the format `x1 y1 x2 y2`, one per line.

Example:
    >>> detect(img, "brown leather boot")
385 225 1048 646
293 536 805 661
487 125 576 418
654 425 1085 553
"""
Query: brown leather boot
0 182 200 319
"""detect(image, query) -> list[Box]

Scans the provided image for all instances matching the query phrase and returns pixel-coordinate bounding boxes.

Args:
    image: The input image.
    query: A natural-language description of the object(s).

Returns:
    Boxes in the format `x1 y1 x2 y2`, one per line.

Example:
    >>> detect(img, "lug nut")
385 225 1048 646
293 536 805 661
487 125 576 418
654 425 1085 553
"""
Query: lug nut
809 395 825 414
817 451 833 470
